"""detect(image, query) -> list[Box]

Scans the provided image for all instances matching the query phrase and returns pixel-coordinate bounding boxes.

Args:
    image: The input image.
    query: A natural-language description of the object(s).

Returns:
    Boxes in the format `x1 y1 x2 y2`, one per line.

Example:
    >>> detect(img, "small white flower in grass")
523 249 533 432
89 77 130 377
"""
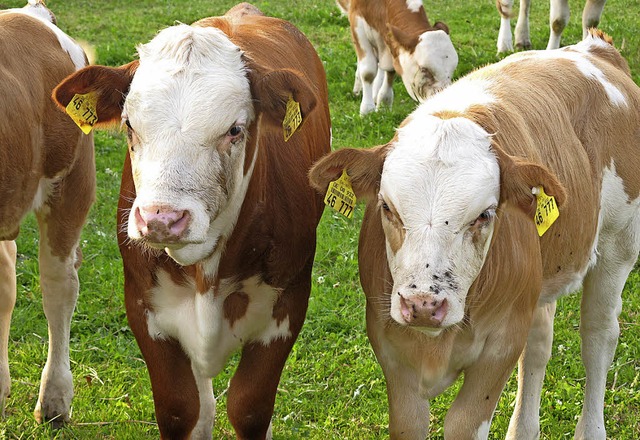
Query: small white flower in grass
353 384 365 398
317 276 325 284
283 412 294 422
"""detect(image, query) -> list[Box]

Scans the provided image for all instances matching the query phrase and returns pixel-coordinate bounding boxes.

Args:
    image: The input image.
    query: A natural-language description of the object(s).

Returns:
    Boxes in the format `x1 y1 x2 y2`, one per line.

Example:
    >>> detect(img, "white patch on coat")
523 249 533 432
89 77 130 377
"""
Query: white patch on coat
354 16 393 71
7 3 87 70
405 0 423 13
124 24 256 267
397 30 458 101
382 116 500 329
190 372 215 438
497 47 627 107
475 420 491 440
146 272 290 377
30 178 56 212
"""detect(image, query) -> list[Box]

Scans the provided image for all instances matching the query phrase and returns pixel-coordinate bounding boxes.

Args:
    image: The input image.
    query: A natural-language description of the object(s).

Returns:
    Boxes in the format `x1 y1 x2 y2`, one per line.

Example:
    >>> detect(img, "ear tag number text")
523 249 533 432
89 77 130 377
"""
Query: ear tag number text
283 95 302 142
65 92 98 134
324 170 356 219
534 186 559 236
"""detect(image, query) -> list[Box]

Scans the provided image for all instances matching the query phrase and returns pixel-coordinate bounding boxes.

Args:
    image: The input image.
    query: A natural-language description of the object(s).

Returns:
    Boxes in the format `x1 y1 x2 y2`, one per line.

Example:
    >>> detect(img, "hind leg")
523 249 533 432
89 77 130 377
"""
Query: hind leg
581 0 606 37
0 241 17 417
576 224 639 439
547 0 570 49
497 0 515 52
375 69 395 110
34 152 94 425
33 215 83 427
514 0 532 50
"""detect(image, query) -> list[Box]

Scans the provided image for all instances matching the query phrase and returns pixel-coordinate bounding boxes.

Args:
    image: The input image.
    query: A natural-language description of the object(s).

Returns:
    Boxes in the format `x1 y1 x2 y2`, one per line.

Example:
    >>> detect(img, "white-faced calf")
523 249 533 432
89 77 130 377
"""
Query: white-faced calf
311 30 639 439
0 0 93 427
54 3 330 439
340 0 458 115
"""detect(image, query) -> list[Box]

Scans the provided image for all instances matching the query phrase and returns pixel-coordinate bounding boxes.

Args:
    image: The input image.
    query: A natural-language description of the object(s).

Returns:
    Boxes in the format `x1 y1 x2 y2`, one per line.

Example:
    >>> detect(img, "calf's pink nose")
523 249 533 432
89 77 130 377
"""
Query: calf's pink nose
399 293 448 327
134 205 190 242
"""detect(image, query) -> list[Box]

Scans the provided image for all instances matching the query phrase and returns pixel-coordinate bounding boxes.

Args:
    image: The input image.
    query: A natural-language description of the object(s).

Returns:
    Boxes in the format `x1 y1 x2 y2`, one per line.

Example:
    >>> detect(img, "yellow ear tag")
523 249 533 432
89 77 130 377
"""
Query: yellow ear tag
283 95 302 142
65 92 98 134
534 186 559 236
324 170 357 218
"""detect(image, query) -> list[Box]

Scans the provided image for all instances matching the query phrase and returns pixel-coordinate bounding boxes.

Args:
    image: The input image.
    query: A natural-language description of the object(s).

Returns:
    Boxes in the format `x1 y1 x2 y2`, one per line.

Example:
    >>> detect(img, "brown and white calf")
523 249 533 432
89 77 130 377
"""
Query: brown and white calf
0 0 93 427
54 3 330 439
497 0 607 52
311 30 639 439
340 0 458 115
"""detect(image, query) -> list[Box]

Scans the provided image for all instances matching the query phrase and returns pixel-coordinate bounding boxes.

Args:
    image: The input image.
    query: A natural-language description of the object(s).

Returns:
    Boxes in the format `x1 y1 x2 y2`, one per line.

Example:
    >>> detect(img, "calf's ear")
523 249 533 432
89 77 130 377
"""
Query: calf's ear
309 144 390 201
247 59 317 127
433 22 450 34
493 143 566 217
52 61 139 127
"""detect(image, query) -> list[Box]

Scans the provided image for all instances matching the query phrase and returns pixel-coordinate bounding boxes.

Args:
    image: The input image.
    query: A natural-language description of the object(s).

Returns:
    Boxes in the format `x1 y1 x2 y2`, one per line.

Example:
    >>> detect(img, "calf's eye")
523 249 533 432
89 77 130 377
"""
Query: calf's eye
471 208 495 227
228 125 243 138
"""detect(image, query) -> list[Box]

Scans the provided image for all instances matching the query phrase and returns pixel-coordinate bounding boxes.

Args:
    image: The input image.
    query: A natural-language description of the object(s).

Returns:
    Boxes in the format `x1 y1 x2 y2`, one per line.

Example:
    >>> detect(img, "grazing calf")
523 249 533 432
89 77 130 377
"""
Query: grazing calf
0 0 93 427
311 30 639 439
54 3 330 439
497 0 607 52
340 0 458 115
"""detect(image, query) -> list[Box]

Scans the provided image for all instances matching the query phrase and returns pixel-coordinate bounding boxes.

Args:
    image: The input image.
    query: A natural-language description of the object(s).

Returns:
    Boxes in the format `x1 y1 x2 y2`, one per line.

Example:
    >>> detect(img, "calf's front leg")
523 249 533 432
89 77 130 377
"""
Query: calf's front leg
506 301 556 440
444 333 525 439
0 241 17 418
227 268 311 440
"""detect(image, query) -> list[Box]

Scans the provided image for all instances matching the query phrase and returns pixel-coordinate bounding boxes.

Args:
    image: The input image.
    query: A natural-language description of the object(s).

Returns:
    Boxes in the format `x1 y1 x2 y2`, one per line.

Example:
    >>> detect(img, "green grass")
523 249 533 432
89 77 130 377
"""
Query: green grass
3 0 640 438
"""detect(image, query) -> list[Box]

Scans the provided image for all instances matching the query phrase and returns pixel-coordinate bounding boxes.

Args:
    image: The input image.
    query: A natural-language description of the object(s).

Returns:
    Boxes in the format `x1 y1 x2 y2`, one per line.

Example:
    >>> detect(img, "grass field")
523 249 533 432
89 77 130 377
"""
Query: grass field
2 0 639 438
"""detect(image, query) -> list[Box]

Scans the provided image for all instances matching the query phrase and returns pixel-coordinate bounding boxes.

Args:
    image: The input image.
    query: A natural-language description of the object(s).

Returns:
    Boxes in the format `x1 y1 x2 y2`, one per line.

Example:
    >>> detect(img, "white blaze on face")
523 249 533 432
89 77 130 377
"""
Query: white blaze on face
124 24 255 266
398 30 458 102
380 115 500 331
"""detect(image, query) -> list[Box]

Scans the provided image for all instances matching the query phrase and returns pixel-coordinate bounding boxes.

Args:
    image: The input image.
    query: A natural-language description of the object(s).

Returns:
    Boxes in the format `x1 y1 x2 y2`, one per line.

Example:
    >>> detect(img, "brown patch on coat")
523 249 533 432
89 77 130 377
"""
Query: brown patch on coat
433 110 466 120
224 291 250 327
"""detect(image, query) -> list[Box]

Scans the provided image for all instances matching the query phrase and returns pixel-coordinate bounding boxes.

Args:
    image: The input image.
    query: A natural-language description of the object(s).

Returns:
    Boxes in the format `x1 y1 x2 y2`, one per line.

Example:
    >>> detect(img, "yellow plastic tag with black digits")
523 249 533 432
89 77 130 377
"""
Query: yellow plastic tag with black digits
283 95 302 142
65 92 98 134
534 186 559 236
324 170 356 218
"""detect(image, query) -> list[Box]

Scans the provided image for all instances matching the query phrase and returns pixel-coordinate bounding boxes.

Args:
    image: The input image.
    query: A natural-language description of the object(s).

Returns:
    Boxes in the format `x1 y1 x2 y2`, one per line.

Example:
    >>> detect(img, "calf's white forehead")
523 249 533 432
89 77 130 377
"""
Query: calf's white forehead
415 30 458 79
382 116 500 225
125 24 253 140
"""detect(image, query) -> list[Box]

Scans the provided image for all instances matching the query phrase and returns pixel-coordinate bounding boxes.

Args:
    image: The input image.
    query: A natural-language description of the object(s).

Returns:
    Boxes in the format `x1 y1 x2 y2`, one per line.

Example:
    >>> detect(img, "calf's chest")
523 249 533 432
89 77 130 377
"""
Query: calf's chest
145 270 291 377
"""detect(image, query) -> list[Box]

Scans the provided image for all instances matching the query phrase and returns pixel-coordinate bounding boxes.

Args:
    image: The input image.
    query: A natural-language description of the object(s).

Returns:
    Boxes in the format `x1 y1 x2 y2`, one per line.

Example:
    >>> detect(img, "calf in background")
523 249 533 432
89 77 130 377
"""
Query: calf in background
338 0 458 115
0 0 94 427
